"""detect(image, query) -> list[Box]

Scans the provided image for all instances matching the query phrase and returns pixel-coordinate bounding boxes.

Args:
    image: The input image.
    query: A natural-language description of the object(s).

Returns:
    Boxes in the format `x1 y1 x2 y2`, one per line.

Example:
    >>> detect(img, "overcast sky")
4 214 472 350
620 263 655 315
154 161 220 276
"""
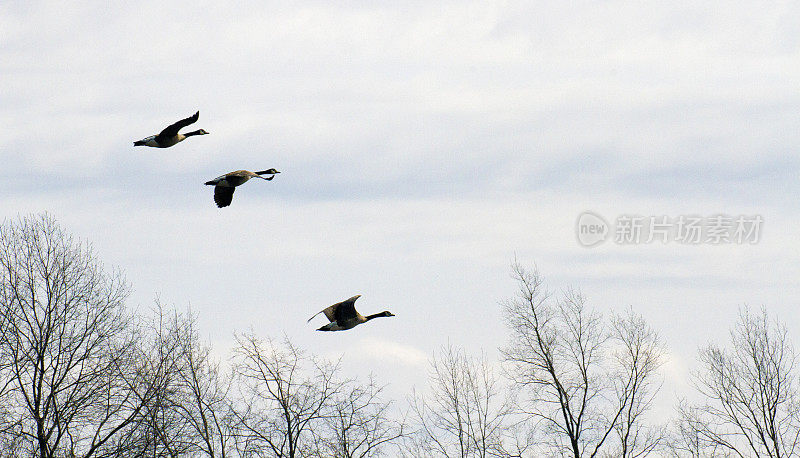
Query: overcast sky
2 0 799 417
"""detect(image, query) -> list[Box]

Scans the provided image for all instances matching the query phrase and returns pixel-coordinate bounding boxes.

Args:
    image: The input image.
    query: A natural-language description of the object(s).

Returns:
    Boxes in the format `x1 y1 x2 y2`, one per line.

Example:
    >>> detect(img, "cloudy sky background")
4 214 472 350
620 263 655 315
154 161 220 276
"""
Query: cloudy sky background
2 0 799 417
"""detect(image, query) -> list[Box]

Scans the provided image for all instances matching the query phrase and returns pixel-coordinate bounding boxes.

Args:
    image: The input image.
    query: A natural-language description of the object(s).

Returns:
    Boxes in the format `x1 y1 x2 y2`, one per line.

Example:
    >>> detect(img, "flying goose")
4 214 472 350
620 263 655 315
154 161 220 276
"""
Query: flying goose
204 169 280 208
307 295 395 331
134 111 209 147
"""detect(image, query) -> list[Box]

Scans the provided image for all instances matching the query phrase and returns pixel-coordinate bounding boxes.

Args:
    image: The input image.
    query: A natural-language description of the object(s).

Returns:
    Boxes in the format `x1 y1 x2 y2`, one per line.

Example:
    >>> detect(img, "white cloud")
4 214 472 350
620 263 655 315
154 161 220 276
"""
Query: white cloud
350 336 428 367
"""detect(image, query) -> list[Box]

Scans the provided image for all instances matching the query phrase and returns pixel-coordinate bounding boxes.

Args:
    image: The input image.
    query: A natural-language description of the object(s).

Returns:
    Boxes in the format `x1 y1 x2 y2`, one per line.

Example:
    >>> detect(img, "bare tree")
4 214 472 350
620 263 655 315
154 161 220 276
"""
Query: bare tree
315 375 404 457
607 310 665 458
0 215 405 457
171 310 235 458
671 308 800 457
404 344 530 458
0 214 160 458
229 333 346 458
114 304 235 457
501 263 664 458
113 304 198 457
0 302 21 454
666 400 729 458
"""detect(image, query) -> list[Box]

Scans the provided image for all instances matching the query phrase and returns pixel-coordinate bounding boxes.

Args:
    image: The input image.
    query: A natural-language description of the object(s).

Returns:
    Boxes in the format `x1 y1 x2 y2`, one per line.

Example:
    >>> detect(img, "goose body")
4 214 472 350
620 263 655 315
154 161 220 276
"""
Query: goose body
204 169 280 208
134 111 208 148
307 295 395 332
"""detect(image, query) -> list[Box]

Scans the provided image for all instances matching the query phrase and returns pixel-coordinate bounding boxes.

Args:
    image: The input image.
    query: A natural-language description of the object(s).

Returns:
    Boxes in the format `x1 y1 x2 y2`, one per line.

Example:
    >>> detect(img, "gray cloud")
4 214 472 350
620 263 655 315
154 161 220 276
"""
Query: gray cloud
2 0 799 412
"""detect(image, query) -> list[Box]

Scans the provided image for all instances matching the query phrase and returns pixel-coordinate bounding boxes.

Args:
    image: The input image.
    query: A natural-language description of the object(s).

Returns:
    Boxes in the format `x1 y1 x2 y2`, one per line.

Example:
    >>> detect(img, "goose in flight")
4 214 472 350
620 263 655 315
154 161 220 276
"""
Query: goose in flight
204 169 280 208
307 295 395 331
134 111 209 147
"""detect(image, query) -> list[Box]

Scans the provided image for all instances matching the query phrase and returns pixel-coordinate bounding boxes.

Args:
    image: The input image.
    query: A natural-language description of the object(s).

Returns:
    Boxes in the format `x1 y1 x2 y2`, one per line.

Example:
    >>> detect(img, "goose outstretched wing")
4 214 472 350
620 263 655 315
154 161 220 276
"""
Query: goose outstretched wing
333 296 360 322
157 111 199 141
213 186 235 208
308 295 361 324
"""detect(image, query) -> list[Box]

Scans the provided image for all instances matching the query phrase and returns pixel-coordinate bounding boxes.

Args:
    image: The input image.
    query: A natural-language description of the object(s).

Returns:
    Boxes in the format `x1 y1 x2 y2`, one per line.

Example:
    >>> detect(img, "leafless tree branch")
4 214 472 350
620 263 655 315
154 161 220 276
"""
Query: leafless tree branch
670 307 800 457
501 263 664 458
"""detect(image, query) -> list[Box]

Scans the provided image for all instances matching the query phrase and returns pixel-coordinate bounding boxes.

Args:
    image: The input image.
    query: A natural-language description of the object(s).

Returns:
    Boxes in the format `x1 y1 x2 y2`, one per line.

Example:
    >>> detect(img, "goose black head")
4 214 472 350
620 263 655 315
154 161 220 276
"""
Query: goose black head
255 169 281 179
365 310 395 321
